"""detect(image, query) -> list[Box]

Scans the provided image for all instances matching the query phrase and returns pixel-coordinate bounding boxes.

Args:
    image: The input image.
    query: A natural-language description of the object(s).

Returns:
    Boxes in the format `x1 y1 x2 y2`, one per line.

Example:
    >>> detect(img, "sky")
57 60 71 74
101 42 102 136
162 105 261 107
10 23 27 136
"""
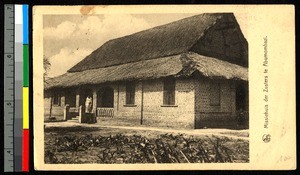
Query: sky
43 13 247 77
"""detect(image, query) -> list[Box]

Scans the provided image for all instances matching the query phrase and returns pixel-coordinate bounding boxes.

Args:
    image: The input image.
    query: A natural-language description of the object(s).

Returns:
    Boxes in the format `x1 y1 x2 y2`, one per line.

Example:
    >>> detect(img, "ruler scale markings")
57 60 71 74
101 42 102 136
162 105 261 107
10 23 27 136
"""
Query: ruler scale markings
4 4 15 172
5 4 30 172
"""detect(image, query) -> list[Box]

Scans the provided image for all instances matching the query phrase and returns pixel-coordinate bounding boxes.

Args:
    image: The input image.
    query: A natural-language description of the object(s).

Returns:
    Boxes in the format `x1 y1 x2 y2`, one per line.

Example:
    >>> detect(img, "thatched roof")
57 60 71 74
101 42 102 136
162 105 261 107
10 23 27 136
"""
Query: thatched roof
68 13 247 72
45 52 248 90
180 52 248 81
46 13 248 90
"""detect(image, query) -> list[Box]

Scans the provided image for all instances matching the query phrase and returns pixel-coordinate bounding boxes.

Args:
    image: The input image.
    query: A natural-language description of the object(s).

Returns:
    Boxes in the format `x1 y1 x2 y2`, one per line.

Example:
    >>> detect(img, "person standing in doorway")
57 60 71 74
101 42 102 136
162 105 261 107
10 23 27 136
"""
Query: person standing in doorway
85 96 92 113
85 95 94 123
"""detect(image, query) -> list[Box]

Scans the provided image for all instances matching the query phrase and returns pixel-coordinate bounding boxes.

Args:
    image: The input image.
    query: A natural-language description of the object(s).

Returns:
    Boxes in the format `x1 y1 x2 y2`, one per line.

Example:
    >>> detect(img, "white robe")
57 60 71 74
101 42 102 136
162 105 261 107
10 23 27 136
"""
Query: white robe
85 97 92 113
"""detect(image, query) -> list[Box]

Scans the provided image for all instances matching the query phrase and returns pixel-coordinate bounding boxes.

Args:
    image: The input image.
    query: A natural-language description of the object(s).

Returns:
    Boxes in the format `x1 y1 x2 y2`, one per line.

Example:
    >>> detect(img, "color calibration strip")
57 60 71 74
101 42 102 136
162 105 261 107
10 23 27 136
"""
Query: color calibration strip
15 4 29 172
22 4 29 172
15 5 24 171
4 4 29 172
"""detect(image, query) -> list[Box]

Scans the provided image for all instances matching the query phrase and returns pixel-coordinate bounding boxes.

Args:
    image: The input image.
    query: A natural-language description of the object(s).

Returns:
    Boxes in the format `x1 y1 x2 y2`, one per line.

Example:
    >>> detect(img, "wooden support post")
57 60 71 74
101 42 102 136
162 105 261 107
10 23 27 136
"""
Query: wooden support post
246 82 249 111
61 95 65 107
140 81 144 125
76 93 80 112
63 104 70 121
92 89 97 123
49 96 53 119
92 90 97 116
78 105 83 123
231 81 236 117
117 84 120 111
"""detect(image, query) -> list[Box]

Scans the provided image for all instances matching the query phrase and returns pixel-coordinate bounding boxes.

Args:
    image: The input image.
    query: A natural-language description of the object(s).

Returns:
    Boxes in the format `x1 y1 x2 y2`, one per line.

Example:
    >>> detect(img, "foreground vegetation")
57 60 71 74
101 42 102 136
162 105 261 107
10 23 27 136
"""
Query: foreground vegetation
45 126 249 164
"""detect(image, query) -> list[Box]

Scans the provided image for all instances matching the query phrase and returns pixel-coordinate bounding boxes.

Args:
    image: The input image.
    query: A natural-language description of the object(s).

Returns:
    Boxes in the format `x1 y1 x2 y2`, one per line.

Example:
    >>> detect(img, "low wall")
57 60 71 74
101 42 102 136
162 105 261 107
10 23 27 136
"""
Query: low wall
44 106 64 121
44 97 64 121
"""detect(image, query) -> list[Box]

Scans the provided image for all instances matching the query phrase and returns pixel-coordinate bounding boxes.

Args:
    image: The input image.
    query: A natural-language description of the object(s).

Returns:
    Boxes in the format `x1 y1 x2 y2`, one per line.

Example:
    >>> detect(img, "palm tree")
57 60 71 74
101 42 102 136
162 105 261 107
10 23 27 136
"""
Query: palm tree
43 55 51 84
43 55 53 119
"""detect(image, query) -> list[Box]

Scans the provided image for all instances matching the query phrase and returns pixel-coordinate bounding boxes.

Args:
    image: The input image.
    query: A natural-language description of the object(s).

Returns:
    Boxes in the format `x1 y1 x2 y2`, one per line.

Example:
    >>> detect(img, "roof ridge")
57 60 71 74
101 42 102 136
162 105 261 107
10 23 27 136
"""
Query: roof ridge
99 13 233 46
104 13 209 44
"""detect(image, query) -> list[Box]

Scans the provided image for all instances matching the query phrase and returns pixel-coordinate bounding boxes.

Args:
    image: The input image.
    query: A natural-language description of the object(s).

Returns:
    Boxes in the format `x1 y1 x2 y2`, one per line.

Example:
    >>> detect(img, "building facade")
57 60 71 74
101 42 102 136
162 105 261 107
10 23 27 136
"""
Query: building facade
44 13 249 129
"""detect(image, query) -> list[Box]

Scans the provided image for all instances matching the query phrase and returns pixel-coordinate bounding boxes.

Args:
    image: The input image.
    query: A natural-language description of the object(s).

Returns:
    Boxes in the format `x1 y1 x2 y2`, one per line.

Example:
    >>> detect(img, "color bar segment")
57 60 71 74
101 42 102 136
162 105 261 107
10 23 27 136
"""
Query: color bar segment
22 130 29 171
22 5 28 44
23 87 29 129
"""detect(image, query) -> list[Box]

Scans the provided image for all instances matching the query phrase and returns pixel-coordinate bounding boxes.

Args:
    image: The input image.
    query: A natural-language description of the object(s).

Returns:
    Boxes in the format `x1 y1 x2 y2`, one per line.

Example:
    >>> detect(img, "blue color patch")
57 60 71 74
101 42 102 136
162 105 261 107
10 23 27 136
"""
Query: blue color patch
22 5 28 44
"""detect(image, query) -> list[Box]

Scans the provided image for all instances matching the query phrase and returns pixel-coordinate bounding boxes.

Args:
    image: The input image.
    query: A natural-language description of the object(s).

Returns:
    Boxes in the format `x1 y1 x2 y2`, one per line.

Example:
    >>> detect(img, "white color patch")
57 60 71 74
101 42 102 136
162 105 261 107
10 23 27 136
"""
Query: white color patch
14 5 23 24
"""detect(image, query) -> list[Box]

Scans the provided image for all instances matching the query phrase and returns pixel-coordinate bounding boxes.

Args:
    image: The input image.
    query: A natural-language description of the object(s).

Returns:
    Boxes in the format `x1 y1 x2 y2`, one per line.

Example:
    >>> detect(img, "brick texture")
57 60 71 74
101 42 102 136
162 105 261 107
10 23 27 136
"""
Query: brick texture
114 79 195 129
44 78 238 129
194 78 236 128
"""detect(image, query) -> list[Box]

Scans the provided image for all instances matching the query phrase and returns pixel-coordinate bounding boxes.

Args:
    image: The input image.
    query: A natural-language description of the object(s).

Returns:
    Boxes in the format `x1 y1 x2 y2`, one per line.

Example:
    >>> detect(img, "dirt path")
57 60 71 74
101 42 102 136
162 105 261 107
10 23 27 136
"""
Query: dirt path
45 121 249 140
101 125 249 140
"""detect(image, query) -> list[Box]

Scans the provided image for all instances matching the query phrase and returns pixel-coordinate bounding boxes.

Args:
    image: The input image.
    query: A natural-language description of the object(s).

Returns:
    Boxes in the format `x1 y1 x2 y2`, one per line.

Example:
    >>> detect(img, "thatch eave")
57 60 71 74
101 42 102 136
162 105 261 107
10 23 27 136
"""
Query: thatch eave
45 53 248 91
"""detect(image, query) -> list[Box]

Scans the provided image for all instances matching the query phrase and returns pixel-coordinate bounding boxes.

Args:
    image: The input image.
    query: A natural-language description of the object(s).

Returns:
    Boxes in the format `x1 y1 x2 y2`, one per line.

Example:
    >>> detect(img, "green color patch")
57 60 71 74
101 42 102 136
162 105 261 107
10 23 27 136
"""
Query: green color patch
23 45 29 87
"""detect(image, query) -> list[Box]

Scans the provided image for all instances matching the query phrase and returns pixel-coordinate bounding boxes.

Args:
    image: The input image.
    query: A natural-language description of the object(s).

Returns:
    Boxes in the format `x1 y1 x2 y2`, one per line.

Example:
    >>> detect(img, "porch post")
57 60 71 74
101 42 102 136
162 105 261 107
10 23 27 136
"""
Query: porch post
61 95 65 107
78 105 83 123
140 81 144 125
49 96 53 119
92 89 97 116
76 90 80 111
245 83 249 111
63 104 70 121
231 81 236 117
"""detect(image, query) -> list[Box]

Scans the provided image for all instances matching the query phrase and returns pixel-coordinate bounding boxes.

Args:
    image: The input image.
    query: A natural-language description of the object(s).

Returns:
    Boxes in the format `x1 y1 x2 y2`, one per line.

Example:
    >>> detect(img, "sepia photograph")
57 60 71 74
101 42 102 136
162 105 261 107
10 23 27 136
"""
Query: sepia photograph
42 11 249 164
33 5 295 170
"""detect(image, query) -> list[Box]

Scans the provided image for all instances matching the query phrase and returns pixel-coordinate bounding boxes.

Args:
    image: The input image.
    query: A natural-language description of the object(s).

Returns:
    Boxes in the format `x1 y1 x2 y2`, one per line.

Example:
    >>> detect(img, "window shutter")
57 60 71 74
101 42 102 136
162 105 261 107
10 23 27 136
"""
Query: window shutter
126 83 135 105
163 78 175 105
126 87 130 104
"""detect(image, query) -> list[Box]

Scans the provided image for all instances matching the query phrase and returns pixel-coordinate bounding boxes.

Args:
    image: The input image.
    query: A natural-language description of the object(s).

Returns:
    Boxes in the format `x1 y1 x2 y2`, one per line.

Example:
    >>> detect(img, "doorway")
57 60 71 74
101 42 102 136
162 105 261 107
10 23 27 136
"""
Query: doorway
97 87 114 108
79 88 93 107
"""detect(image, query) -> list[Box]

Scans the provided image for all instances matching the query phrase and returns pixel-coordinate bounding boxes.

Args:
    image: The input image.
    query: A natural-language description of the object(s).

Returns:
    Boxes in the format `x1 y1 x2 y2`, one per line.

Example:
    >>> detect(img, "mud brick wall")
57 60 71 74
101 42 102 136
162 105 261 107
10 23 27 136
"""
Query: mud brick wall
44 77 238 129
115 79 195 129
114 82 143 118
113 81 147 126
194 79 236 129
